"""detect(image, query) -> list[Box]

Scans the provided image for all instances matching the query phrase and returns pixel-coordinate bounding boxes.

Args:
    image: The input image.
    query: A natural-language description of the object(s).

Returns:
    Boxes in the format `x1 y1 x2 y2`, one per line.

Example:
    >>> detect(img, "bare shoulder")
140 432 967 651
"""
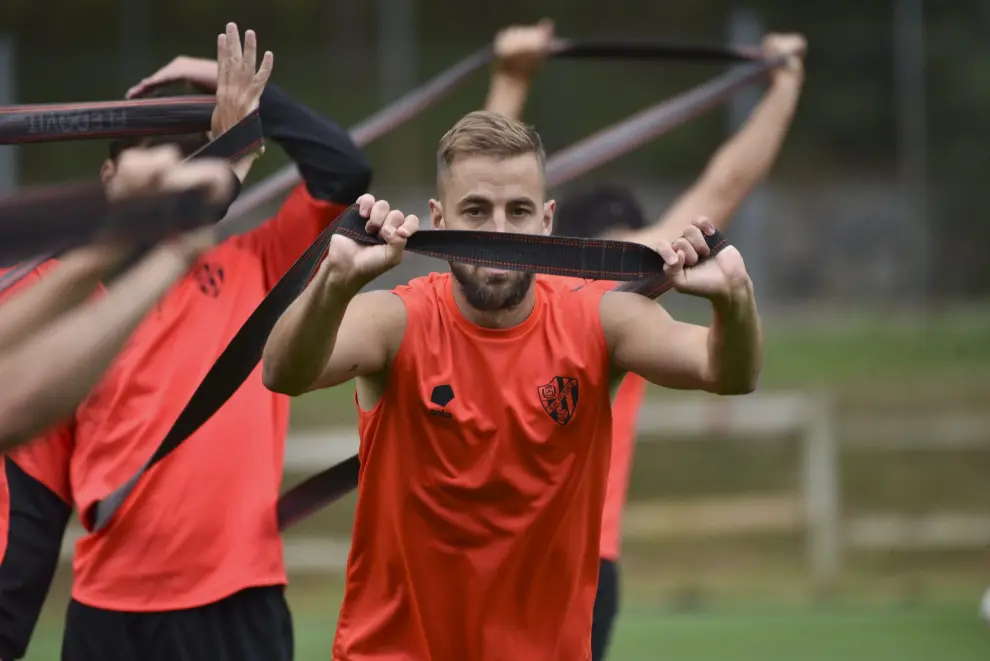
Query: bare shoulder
353 288 407 317
349 289 408 352
599 290 670 322
598 290 675 345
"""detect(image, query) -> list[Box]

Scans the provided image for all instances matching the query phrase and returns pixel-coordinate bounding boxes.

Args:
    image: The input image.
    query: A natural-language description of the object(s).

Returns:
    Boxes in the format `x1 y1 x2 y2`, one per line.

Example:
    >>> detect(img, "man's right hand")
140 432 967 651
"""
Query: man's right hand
493 19 555 80
105 145 234 261
125 22 274 140
211 22 274 138
763 33 807 82
318 194 419 296
106 145 233 204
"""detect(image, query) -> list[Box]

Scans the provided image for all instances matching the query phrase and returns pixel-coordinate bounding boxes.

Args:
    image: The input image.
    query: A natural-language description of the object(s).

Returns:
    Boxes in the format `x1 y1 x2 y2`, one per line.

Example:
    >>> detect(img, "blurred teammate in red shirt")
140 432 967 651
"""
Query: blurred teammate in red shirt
484 20 806 659
0 23 371 661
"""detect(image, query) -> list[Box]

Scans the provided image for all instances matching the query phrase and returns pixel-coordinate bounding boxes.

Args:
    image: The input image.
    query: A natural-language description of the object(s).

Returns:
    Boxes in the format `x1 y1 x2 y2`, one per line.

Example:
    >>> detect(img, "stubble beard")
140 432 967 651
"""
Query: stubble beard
449 262 535 312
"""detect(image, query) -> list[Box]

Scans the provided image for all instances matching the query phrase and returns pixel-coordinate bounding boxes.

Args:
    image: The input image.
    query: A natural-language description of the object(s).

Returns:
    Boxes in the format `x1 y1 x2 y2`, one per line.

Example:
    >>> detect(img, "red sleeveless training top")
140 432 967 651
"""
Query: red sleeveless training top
333 273 614 661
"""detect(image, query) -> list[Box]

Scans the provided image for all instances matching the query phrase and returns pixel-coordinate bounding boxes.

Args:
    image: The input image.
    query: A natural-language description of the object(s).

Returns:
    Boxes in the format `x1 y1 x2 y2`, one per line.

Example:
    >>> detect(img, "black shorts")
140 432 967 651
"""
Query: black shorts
61 585 293 661
591 557 619 661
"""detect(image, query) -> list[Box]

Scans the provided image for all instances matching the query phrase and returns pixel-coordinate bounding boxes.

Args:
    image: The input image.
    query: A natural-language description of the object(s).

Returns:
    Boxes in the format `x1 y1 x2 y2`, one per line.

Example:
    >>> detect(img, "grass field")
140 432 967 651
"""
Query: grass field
600 601 988 661
24 584 990 660
20 308 990 659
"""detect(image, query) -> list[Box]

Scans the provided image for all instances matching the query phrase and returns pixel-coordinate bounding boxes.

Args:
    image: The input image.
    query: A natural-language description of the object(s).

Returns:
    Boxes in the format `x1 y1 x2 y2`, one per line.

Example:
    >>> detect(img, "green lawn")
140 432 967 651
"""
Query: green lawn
25 593 990 661
602 601 989 661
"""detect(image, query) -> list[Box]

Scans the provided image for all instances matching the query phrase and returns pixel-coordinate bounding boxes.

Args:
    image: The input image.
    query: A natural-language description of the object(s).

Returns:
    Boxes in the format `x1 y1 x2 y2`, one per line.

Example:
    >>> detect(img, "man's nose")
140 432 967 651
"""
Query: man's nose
491 210 508 233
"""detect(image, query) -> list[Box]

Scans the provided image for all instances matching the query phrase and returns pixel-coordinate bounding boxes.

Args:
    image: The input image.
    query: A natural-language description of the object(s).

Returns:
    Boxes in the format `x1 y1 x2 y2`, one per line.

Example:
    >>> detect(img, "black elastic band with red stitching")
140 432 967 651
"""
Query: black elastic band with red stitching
0 96 215 145
190 109 263 162
547 38 760 62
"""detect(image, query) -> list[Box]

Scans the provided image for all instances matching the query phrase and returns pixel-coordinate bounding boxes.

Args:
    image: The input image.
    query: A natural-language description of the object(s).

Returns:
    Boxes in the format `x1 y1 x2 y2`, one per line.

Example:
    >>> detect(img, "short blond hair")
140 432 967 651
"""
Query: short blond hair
436 111 545 191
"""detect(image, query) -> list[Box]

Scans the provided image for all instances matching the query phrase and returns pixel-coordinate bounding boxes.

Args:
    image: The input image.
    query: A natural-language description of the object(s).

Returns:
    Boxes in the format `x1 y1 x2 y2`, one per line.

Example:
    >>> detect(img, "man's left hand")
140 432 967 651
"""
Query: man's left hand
493 19 555 79
763 33 807 81
655 217 752 303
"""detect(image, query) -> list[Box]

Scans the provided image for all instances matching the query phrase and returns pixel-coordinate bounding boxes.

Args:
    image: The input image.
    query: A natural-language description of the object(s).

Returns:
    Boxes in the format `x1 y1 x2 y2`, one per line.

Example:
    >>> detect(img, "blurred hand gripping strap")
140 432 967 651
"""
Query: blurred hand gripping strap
0 182 226 265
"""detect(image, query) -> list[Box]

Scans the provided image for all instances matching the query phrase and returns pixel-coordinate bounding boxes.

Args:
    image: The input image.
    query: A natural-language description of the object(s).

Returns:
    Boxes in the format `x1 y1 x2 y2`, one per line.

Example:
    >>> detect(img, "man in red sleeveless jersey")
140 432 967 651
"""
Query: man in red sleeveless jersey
0 22 371 661
484 21 806 659
262 109 764 661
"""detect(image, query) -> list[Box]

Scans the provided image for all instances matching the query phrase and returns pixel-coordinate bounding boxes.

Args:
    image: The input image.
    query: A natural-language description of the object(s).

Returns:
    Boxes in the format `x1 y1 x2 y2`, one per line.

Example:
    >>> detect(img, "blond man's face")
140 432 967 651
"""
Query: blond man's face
429 152 555 311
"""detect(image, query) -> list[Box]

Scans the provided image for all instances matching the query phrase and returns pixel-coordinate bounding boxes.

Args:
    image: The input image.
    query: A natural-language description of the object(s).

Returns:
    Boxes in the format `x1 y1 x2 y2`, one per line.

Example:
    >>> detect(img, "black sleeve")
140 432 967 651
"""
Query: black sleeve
0 460 71 660
258 83 372 205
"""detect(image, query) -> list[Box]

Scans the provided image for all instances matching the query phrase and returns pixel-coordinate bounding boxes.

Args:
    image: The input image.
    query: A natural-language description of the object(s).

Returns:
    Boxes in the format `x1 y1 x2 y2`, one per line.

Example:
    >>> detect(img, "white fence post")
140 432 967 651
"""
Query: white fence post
802 395 841 591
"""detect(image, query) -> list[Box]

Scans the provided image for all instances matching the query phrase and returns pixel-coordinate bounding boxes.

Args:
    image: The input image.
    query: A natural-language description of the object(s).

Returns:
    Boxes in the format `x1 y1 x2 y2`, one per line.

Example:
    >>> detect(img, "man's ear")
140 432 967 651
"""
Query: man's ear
542 199 556 236
429 199 445 230
100 160 116 186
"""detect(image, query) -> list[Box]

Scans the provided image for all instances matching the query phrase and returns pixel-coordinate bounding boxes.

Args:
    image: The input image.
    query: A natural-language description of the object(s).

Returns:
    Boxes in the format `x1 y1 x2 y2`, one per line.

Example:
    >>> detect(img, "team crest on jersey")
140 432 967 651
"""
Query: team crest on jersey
538 376 579 426
194 262 225 297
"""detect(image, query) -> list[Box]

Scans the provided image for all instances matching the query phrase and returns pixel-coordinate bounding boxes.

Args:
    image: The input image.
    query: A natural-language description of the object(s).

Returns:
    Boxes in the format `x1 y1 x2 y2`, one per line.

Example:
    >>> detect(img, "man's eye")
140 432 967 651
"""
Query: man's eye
465 208 484 217
512 208 531 217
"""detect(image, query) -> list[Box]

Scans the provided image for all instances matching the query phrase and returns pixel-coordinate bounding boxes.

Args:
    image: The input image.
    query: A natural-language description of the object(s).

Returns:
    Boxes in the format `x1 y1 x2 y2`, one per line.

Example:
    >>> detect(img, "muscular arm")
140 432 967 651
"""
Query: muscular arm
262 266 406 397
0 239 206 452
484 70 534 121
620 62 804 247
0 246 127 355
600 286 762 395
483 20 554 121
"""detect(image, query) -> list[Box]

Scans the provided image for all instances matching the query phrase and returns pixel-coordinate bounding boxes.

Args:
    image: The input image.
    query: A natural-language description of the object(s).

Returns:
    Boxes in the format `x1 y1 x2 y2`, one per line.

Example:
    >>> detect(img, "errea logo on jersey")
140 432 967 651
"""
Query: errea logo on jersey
429 384 454 419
